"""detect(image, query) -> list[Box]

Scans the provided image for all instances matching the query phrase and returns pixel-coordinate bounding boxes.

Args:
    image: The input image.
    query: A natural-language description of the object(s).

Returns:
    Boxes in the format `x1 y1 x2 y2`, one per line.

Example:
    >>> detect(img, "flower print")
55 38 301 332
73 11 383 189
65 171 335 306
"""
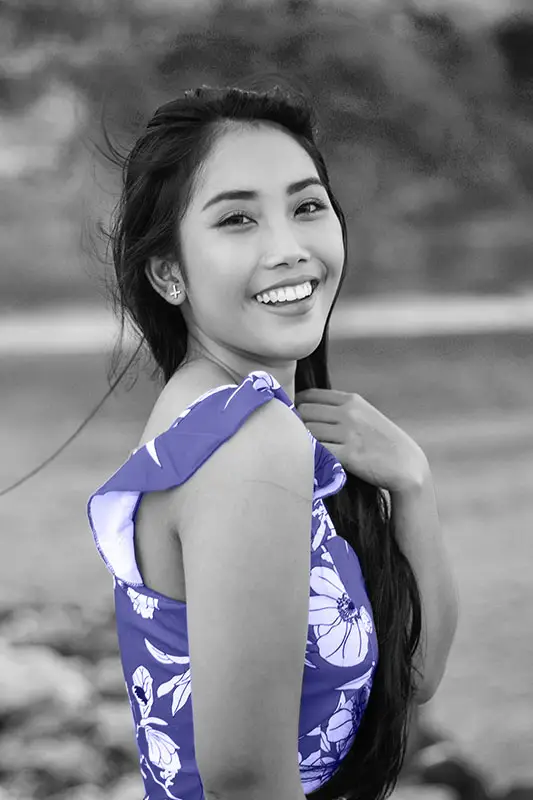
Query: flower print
140 734 182 800
304 639 318 669
326 684 373 759
170 407 191 428
360 605 373 634
127 588 159 619
309 566 369 667
222 370 278 411
320 727 332 755
335 664 375 693
145 638 190 666
130 653 185 799
311 502 329 551
312 445 346 501
145 726 181 778
299 747 336 768
325 691 356 756
132 665 154 718
157 669 192 715
298 744 337 793
251 371 280 393
137 715 182 797
144 639 192 715
311 500 338 552
146 439 162 467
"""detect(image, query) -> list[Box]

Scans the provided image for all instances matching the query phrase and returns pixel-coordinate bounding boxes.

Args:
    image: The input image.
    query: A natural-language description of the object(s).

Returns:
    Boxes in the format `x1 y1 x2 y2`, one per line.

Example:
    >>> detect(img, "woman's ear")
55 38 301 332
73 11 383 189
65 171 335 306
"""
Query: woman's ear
145 257 164 297
145 257 183 300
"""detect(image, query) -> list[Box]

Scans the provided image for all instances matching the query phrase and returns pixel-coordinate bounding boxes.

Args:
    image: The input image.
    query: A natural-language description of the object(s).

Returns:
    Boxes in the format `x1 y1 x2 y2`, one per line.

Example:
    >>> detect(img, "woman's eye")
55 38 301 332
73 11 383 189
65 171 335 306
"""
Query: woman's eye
298 200 327 216
217 199 327 228
218 212 250 228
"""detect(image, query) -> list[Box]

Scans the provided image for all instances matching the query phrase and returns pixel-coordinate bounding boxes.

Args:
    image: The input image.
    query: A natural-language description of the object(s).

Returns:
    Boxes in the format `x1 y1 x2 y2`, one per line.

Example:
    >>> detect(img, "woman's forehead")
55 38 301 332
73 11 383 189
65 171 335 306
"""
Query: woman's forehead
194 126 317 200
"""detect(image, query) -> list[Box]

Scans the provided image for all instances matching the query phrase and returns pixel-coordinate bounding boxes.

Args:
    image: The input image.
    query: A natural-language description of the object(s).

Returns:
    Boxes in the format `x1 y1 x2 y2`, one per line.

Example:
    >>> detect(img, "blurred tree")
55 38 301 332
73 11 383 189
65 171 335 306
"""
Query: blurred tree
494 13 533 93
1 0 533 302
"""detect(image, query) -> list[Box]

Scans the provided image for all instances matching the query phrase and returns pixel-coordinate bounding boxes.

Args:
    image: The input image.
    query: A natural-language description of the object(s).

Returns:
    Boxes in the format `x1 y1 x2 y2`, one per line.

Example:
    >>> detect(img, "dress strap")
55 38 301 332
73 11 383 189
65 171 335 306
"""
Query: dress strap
87 370 346 585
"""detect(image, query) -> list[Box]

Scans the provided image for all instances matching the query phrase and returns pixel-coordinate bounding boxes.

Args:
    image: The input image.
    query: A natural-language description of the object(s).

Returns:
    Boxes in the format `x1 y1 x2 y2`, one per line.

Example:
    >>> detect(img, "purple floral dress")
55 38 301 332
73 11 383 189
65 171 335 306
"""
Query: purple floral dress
87 370 379 800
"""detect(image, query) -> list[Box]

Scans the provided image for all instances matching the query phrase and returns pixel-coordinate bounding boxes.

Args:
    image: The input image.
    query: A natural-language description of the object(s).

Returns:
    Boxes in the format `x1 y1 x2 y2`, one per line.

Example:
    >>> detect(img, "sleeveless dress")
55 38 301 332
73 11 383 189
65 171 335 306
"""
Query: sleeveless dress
87 370 379 800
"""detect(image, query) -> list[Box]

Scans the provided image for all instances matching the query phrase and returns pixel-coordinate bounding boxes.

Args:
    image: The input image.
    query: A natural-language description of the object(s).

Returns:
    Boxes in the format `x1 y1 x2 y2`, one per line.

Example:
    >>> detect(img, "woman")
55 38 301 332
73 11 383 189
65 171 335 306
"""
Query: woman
87 82 458 800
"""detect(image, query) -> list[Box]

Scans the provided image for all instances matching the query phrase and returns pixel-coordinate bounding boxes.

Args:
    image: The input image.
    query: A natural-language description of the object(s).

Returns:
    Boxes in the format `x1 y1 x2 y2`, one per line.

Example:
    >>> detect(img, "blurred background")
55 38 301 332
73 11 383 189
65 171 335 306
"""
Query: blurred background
0 0 532 799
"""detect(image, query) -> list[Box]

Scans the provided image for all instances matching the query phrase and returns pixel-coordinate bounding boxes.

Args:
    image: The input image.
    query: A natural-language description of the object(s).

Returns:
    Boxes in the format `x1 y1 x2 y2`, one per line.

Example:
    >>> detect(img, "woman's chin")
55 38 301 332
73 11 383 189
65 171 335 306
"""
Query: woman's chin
260 332 325 363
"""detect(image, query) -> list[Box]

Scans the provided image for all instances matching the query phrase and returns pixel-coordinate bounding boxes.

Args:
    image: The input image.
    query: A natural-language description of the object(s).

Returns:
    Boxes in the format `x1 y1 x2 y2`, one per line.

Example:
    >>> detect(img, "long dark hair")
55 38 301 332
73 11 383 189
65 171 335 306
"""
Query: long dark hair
99 79 423 800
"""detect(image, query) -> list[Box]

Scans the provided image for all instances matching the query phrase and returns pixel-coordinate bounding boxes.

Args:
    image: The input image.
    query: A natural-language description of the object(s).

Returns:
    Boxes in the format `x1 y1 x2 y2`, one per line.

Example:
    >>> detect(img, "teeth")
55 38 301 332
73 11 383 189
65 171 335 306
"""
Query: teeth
255 280 314 304
284 286 297 302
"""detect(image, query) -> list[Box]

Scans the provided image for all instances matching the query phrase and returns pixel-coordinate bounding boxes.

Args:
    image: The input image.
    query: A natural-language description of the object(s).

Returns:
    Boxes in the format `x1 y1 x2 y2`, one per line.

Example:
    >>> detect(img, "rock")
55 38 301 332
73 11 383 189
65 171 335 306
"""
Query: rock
0 642 94 719
78 624 121 663
391 784 455 800
92 656 128 699
0 788 23 800
49 774 146 800
0 604 86 648
108 773 145 800
93 700 139 759
49 787 104 800
3 768 52 799
19 703 94 740
0 736 107 786
0 604 119 662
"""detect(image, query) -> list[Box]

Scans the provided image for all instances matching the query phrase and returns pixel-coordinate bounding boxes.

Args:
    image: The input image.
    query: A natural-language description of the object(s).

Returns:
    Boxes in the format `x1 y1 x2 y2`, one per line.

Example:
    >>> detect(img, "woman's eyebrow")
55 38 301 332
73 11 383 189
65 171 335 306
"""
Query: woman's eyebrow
201 177 326 212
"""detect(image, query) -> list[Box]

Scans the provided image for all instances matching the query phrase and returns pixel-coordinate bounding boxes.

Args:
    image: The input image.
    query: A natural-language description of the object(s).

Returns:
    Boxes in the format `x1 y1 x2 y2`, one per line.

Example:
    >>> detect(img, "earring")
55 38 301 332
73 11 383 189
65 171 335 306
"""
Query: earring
169 283 181 300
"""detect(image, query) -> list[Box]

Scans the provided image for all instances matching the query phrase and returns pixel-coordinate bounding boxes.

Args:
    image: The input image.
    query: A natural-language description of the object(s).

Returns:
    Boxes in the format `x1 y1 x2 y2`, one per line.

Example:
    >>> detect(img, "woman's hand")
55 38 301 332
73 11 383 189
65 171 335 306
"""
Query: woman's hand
294 388 430 494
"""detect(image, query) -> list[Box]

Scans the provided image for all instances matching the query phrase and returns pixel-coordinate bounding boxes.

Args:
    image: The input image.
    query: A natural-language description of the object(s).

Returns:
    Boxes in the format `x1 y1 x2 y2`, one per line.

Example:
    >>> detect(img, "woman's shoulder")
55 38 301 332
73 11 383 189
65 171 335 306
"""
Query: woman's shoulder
136 361 239 451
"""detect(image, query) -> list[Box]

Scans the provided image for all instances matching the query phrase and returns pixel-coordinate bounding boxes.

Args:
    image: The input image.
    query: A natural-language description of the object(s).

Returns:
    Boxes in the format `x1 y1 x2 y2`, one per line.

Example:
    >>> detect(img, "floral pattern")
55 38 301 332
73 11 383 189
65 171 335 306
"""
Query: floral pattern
128 588 160 619
130 659 185 798
309 565 370 667
88 369 379 799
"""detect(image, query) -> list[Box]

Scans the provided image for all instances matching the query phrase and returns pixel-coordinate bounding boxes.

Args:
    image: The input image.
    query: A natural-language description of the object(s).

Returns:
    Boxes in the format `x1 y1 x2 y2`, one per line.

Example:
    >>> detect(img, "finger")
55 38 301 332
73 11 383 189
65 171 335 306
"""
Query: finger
302 421 345 445
295 402 342 424
294 388 349 406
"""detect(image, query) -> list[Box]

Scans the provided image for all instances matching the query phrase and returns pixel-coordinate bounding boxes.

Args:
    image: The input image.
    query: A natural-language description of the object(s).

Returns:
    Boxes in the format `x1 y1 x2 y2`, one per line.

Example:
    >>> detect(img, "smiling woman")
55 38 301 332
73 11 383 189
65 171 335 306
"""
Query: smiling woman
85 79 425 800
140 121 344 385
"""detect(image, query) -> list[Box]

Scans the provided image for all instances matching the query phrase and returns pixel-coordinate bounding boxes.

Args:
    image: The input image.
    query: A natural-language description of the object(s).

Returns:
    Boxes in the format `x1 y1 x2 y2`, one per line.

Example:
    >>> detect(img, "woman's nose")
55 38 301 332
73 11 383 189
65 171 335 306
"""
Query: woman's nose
260 225 311 267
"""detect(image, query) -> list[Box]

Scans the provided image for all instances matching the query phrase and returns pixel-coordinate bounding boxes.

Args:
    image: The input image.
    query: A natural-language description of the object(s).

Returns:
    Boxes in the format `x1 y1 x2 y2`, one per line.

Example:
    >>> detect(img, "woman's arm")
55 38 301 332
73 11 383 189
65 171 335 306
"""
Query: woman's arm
172 398 314 798
390 465 460 704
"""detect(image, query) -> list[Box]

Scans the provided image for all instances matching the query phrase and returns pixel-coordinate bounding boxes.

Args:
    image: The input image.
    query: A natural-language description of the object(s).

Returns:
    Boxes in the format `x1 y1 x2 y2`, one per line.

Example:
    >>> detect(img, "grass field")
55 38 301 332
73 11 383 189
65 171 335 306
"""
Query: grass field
1 331 532 794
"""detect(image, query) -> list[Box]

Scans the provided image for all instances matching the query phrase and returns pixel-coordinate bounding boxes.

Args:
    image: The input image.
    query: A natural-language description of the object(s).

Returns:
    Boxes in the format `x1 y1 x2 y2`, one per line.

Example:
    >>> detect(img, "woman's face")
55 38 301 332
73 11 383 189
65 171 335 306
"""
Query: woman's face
175 122 345 389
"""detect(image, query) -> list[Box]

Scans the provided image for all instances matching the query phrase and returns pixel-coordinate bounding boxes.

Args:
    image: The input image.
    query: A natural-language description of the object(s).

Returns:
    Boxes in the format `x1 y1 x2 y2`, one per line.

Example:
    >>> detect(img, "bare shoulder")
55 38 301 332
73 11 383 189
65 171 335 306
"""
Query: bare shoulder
172 375 313 542
136 360 313 545
136 362 239 449
132 362 248 601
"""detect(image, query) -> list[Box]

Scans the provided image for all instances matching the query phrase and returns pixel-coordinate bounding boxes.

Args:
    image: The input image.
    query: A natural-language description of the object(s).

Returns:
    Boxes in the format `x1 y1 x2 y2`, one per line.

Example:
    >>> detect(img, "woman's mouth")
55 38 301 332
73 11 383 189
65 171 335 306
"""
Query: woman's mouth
253 280 319 315
254 279 319 305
